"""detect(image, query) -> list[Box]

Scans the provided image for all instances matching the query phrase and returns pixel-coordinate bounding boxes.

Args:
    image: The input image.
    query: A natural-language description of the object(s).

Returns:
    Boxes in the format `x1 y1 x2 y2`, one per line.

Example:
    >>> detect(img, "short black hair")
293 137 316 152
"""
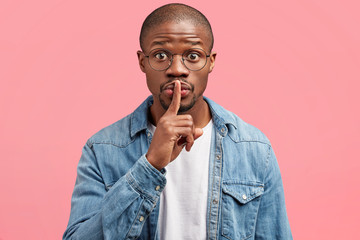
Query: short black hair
140 3 214 52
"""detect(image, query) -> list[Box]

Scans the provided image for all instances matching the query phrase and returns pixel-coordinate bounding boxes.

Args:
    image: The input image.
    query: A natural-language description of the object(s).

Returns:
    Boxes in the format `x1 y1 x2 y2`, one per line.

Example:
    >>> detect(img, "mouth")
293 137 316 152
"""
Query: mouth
163 82 192 97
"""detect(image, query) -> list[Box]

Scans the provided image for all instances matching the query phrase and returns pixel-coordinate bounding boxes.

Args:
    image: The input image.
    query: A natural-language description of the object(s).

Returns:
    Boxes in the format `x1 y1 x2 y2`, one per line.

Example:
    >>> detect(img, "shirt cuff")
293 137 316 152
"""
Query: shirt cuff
126 154 167 202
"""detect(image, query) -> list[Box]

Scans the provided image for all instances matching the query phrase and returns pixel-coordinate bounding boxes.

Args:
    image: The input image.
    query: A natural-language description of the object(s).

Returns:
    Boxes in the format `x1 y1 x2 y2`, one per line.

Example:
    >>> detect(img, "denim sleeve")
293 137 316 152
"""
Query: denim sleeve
255 146 293 239
63 142 166 240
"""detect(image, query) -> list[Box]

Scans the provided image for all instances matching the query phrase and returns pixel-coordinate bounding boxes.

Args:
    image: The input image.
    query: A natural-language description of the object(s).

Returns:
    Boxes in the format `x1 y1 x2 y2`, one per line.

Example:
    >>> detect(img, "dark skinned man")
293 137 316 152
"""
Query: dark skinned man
64 3 292 240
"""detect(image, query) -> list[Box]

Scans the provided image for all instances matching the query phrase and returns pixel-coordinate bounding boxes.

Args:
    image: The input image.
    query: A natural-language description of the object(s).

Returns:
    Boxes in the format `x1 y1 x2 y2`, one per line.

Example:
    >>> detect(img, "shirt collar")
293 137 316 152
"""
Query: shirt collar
130 96 237 138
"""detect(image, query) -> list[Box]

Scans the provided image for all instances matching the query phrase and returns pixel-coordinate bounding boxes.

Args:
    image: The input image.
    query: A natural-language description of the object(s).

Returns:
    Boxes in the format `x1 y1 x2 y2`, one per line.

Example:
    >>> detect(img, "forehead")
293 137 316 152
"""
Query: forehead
143 20 211 51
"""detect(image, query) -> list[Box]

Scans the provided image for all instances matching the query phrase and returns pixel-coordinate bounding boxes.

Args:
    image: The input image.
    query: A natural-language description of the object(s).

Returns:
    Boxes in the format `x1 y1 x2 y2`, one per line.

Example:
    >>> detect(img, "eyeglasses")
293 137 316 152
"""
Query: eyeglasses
144 48 210 71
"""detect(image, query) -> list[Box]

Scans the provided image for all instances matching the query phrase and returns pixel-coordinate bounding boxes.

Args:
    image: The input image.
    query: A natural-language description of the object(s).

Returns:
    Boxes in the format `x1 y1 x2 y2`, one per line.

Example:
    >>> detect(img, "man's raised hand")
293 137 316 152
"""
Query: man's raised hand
146 80 203 170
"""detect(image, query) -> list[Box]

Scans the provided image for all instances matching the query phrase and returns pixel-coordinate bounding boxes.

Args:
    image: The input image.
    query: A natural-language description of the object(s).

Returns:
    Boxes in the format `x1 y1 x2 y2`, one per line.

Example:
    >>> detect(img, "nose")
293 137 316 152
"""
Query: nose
166 54 189 77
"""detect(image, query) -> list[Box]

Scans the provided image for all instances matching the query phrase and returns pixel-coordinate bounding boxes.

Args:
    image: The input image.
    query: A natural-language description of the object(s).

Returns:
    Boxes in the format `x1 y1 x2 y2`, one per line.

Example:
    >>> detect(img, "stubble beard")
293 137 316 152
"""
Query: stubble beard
159 94 197 113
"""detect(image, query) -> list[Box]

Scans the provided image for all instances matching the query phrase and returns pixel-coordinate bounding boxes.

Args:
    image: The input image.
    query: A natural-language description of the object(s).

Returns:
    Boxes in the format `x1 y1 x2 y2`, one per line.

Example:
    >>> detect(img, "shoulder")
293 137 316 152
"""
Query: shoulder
86 114 133 148
86 97 151 147
227 109 270 145
205 97 270 146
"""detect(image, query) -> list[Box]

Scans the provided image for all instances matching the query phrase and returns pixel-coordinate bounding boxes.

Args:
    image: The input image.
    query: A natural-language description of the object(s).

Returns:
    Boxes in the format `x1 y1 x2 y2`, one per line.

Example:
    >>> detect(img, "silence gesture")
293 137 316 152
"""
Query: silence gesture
146 80 203 170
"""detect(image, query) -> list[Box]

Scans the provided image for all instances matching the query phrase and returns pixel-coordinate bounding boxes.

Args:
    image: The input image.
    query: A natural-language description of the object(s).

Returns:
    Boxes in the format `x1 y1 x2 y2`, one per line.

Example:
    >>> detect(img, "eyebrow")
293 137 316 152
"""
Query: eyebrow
152 41 169 46
186 41 201 46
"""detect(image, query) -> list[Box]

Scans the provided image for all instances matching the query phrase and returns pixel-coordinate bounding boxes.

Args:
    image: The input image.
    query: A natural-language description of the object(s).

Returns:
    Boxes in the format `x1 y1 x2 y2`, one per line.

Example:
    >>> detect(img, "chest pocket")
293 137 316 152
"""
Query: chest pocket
221 182 264 240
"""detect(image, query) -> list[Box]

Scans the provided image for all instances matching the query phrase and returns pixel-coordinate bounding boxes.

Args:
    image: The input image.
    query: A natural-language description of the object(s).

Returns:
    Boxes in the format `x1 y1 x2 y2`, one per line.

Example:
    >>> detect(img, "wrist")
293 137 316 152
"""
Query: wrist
145 153 164 171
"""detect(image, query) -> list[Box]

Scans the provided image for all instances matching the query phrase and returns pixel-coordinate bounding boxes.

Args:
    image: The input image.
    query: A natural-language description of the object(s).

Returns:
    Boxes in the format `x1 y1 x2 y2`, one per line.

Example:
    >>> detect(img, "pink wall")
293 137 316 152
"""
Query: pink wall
1 0 359 239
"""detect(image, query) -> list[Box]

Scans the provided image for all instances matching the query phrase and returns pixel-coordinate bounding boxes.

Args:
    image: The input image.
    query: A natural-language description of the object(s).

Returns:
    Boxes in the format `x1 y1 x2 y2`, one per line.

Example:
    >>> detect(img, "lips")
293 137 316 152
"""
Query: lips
163 82 191 91
162 82 192 97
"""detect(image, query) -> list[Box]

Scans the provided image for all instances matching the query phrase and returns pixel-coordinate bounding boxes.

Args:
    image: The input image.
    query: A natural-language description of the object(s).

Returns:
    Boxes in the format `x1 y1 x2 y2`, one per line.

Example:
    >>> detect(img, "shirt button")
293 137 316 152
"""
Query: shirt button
212 199 218 204
155 185 160 191
221 128 225 133
216 155 221 160
242 194 247 200
139 216 144 222
147 132 151 137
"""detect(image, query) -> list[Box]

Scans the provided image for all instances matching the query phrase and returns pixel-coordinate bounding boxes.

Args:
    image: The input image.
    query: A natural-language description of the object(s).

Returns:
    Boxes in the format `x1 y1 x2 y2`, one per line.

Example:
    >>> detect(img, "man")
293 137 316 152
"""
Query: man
63 3 292 240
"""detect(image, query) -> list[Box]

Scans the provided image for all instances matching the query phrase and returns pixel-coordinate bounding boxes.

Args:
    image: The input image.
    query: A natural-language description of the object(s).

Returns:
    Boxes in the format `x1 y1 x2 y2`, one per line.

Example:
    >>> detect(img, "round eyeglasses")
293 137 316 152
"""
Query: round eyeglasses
144 48 210 71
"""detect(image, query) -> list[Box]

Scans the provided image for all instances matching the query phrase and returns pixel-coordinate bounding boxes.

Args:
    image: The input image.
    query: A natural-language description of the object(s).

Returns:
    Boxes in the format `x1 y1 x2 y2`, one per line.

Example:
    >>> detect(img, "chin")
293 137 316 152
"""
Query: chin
178 103 195 113
159 95 196 113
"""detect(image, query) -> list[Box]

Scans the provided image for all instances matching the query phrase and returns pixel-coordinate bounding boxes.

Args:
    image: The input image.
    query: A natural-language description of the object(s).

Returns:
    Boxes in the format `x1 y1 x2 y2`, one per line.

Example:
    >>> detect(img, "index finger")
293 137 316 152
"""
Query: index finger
166 80 181 115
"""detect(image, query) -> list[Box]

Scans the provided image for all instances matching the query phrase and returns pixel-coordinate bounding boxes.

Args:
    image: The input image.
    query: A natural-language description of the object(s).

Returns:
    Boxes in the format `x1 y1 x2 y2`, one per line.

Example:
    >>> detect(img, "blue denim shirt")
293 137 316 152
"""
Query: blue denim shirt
63 96 292 240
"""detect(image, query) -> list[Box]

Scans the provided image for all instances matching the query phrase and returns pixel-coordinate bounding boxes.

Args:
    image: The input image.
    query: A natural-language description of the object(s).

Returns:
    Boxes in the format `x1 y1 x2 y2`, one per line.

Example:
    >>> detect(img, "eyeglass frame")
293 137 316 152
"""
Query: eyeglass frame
143 48 211 71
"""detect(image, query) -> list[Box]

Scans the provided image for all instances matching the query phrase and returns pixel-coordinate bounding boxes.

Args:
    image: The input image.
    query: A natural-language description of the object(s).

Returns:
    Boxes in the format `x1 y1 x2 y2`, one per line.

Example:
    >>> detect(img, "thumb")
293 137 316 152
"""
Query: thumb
194 128 203 140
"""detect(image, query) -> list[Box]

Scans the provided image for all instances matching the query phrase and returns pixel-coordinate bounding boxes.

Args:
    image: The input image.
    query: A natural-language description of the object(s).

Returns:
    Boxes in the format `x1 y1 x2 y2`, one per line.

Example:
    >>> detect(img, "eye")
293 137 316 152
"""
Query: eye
185 52 201 62
153 51 169 61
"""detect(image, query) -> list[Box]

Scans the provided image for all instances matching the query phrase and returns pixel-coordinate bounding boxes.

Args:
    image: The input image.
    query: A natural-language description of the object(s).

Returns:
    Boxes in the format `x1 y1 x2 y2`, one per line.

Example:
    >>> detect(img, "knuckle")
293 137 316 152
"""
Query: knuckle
158 117 166 125
168 127 175 135
185 127 193 135
186 120 193 127
163 121 170 128
160 118 171 128
182 120 190 127
185 115 193 121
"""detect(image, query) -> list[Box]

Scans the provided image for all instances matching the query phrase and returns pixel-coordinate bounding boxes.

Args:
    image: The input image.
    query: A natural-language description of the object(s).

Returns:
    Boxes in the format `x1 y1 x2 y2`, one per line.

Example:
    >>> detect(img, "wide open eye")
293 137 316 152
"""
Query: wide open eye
152 50 170 61
184 51 202 62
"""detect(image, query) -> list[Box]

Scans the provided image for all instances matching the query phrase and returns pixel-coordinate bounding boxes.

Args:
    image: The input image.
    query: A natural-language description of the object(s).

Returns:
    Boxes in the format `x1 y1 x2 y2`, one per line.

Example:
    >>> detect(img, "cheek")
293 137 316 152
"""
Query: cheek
146 72 162 94
194 72 209 93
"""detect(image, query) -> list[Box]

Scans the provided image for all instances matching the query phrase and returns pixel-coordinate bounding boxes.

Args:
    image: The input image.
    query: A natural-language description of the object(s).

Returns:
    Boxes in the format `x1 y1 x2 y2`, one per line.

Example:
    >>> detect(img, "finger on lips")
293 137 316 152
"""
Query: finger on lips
167 80 181 115
165 80 198 152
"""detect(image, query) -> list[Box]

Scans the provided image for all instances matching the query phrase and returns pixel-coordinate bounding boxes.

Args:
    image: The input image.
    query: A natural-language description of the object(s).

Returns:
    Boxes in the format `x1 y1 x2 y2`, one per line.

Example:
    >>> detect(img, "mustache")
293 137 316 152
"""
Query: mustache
159 78 194 92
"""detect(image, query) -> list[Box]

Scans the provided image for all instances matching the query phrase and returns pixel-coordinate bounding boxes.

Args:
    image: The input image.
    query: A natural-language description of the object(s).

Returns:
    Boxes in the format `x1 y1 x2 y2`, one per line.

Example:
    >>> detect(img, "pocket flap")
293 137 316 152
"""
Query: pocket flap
222 182 264 204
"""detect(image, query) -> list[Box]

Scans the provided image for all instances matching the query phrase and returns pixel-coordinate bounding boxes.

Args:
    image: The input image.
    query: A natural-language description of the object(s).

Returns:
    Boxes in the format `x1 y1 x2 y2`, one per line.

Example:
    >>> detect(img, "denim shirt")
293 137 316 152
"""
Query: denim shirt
63 96 292 240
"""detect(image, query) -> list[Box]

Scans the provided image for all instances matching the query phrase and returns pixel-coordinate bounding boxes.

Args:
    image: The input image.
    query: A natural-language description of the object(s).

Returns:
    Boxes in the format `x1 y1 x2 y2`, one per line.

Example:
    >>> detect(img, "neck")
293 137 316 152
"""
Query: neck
149 96 211 128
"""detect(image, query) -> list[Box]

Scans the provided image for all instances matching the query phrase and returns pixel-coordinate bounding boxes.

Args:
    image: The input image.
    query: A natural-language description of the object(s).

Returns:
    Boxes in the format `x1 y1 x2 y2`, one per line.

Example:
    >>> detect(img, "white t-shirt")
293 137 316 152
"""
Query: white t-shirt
148 120 213 240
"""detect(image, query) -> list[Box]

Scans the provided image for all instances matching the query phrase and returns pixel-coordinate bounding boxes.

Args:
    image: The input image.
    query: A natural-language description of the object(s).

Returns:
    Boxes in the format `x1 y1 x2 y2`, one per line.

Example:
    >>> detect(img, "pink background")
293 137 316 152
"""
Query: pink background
1 0 359 239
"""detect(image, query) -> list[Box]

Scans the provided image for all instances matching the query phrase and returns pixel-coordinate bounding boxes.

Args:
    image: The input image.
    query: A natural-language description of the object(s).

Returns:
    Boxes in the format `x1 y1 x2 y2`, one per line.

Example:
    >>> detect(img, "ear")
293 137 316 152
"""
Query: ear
208 51 217 73
137 50 146 73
